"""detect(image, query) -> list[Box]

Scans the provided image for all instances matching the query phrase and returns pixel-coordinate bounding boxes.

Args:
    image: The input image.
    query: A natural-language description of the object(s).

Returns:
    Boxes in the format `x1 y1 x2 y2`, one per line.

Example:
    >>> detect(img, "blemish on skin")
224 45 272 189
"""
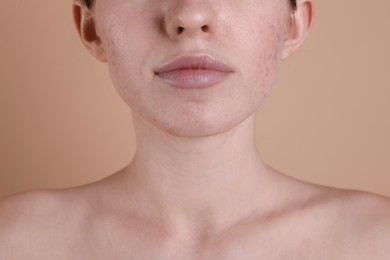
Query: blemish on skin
96 0 295 137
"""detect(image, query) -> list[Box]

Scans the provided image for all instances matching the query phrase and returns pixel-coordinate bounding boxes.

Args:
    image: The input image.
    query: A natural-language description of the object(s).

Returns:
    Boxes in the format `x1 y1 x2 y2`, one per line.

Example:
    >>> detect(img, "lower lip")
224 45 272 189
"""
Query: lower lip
156 69 231 89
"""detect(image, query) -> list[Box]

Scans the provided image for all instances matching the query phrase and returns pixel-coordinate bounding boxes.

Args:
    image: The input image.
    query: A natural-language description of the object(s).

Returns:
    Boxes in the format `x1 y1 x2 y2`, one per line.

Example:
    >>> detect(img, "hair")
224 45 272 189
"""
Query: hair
84 0 297 11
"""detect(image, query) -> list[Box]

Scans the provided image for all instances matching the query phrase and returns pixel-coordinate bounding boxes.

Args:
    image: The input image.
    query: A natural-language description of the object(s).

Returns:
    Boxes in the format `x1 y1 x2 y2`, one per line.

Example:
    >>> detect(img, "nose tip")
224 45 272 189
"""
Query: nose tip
164 1 216 39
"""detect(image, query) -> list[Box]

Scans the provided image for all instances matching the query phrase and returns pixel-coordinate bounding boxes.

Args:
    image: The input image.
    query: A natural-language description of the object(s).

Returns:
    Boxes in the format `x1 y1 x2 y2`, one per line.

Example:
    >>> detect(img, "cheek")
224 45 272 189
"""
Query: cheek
258 30 283 92
244 18 286 104
99 20 148 105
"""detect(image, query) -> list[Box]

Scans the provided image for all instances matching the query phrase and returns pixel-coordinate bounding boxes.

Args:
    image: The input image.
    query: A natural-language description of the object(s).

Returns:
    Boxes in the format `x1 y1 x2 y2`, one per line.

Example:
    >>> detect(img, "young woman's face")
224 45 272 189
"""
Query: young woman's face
91 0 293 137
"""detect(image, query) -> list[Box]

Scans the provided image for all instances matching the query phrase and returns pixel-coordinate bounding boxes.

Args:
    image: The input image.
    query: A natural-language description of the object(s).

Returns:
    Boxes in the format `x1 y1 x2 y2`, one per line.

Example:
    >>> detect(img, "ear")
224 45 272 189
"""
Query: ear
73 0 107 62
282 0 314 59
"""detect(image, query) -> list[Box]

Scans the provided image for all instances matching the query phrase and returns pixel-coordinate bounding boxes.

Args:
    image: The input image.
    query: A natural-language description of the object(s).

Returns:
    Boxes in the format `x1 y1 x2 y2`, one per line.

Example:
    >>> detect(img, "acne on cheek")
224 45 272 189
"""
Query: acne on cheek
253 17 286 99
101 14 150 78
101 19 136 84
103 30 123 82
101 27 135 105
99 11 131 63
98 18 119 66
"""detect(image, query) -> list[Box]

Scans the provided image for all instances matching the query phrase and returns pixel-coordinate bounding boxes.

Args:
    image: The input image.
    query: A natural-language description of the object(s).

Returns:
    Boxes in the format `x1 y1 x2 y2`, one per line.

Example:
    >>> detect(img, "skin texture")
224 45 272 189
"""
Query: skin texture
84 0 297 10
103 4 284 138
1 0 390 259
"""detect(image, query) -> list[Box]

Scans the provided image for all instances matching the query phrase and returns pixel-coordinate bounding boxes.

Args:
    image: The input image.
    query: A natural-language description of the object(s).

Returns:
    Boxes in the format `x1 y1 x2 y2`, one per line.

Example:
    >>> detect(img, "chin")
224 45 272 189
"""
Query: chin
149 108 253 138
130 89 263 138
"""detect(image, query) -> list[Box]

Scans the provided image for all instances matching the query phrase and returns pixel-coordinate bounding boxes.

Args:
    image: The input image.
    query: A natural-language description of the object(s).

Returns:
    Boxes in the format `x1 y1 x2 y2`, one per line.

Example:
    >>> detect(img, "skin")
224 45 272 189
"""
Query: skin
1 0 390 259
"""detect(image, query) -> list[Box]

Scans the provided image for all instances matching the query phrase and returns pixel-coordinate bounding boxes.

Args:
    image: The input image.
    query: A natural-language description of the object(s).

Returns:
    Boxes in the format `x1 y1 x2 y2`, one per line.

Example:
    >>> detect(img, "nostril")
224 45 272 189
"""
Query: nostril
201 25 209 32
173 25 210 35
177 26 184 34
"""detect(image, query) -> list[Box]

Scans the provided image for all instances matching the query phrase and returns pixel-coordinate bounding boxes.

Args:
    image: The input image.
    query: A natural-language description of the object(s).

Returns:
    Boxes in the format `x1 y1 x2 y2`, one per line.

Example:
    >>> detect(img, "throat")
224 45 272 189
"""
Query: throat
119 149 269 241
116 113 271 241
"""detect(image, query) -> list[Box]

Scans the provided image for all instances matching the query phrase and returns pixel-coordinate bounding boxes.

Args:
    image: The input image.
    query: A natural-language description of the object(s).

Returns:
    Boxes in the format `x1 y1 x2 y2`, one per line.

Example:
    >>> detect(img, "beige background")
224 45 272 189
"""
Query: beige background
1 0 389 199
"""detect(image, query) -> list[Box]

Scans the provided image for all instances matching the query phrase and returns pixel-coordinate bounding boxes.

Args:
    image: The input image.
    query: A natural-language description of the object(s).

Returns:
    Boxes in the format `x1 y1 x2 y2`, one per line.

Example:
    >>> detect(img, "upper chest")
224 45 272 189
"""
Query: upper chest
71 214 363 260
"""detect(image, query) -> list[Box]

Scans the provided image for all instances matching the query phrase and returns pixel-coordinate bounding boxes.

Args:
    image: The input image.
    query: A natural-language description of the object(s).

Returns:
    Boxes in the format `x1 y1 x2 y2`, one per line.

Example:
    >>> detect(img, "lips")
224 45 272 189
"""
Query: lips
154 54 233 89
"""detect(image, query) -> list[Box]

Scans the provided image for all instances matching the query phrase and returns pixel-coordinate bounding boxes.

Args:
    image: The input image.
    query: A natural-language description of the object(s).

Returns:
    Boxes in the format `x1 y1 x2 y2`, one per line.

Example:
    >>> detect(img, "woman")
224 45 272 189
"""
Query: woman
1 0 389 258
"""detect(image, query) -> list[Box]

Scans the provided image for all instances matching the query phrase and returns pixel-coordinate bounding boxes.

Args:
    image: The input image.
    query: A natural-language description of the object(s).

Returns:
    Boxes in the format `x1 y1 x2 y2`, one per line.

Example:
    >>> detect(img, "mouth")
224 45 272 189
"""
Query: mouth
154 54 234 89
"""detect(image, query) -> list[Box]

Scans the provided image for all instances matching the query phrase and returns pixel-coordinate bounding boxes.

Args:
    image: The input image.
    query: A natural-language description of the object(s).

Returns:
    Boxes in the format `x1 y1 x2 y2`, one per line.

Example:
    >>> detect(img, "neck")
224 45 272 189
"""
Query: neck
119 113 272 241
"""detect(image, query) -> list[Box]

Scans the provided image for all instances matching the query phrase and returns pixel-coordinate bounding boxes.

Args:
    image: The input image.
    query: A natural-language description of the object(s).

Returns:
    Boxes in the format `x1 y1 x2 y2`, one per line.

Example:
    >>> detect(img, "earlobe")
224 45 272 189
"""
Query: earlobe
73 0 107 62
282 0 314 60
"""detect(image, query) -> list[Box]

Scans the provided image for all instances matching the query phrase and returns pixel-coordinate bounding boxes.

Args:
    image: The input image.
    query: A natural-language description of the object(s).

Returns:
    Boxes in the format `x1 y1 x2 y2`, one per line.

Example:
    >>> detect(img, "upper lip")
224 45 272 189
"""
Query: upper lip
154 54 234 74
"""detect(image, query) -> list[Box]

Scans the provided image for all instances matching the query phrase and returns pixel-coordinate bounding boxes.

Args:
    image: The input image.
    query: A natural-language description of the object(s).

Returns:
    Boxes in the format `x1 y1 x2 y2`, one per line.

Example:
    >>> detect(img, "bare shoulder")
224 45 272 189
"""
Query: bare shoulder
312 187 390 258
324 189 390 228
338 190 390 242
275 171 390 258
0 188 94 258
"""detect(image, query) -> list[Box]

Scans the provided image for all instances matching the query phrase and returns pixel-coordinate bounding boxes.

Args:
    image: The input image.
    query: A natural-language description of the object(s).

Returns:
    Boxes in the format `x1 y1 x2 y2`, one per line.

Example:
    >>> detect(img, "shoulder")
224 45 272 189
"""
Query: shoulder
0 188 92 224
0 188 94 257
312 188 390 258
282 182 390 258
323 189 390 227
341 190 390 257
